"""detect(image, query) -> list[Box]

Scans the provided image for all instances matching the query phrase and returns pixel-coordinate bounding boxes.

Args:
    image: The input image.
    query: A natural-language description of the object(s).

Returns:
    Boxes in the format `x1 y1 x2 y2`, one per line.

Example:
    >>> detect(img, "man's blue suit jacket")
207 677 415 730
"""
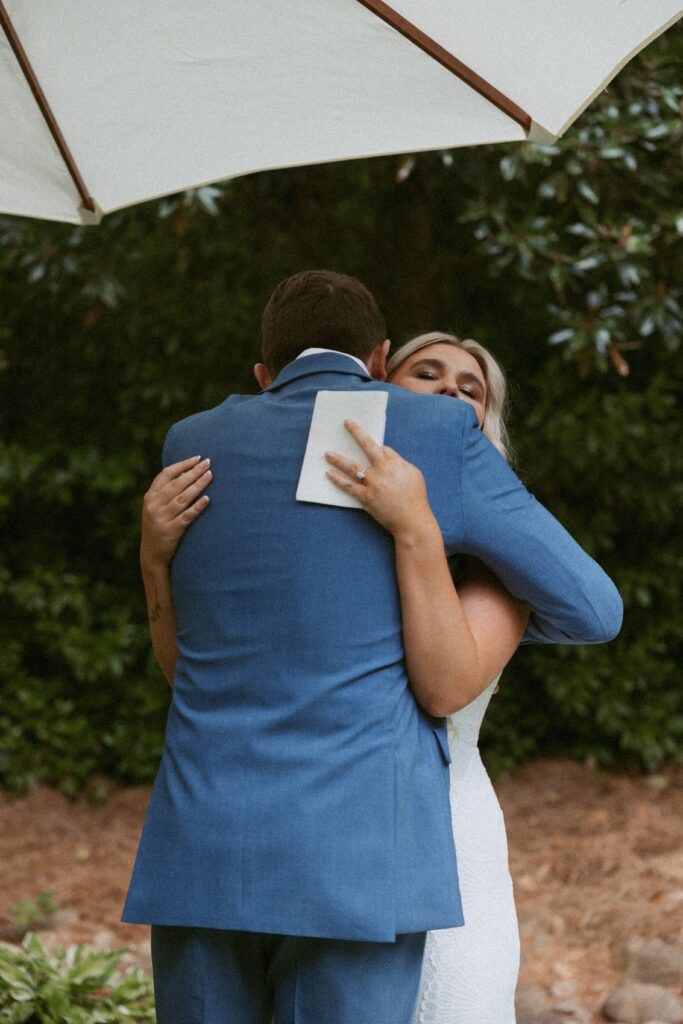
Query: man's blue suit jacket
122 352 622 942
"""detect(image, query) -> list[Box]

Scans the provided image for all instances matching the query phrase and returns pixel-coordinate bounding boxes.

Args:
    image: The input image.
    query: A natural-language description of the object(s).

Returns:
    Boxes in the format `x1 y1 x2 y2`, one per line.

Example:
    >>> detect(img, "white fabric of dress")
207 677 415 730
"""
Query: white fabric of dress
414 678 520 1024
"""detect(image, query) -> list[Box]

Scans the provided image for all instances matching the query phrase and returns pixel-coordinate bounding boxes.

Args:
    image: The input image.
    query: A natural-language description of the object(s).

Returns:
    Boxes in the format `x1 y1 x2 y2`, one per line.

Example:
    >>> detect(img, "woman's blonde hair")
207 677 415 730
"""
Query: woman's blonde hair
387 332 513 463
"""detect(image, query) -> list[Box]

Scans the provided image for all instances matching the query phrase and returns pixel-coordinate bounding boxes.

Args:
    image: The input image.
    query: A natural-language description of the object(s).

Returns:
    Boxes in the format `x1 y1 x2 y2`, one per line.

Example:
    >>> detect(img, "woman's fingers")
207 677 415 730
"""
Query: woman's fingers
325 467 367 501
148 459 212 520
325 420 397 481
324 450 366 480
343 420 386 463
177 492 211 524
166 458 211 500
172 467 213 512
148 455 203 495
141 458 214 570
152 490 211 542
142 460 213 564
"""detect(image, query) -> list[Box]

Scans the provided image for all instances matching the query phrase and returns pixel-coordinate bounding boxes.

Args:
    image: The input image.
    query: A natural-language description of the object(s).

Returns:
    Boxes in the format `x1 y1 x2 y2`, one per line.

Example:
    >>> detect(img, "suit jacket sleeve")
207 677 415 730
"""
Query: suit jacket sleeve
455 408 623 645
161 422 181 467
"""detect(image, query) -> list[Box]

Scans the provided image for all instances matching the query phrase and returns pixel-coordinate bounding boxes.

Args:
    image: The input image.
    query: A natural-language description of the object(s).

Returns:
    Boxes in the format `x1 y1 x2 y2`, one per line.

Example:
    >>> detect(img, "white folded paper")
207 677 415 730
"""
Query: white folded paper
296 391 388 508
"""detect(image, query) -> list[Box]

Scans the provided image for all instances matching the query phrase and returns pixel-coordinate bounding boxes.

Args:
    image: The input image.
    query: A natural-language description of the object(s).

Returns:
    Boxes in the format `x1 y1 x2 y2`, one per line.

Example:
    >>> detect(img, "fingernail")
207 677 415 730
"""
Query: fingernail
193 455 201 462
202 458 211 467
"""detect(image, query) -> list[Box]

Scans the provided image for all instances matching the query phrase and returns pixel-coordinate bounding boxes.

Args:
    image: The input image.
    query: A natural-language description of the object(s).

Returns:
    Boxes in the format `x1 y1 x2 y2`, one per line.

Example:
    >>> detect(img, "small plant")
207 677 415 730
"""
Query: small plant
0 933 155 1023
9 893 57 932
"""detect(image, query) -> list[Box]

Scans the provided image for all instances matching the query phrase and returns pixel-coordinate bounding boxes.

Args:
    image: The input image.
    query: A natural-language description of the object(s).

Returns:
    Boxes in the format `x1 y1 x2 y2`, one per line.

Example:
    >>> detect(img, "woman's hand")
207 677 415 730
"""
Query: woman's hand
140 455 212 570
325 420 436 540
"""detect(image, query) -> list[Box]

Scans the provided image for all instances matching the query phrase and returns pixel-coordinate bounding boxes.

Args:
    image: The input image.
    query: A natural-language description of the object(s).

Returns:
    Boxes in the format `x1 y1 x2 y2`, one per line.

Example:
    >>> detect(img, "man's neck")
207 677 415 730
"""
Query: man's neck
295 348 368 373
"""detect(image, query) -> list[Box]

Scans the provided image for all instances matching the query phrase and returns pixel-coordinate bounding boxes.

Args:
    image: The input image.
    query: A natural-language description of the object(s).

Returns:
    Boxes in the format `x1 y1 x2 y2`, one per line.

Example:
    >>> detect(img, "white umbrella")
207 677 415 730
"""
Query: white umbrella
1 0 680 225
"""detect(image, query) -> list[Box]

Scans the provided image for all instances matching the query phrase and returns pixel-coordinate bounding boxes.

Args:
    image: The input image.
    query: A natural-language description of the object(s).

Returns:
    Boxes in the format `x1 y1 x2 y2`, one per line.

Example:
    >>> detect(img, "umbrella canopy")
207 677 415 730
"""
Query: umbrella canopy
1 0 681 224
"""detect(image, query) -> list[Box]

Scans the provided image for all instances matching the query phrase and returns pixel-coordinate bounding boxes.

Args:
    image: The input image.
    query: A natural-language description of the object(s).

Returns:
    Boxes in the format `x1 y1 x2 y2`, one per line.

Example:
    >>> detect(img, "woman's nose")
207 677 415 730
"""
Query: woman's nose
439 384 460 398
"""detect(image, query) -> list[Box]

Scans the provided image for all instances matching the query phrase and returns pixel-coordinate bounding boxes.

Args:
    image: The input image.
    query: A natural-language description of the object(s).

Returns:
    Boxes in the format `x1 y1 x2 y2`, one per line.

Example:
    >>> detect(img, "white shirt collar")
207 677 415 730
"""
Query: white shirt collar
295 348 369 374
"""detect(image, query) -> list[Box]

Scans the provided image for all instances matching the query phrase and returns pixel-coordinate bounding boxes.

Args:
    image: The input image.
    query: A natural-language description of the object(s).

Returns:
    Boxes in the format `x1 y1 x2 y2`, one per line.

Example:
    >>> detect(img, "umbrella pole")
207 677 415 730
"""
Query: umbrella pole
0 1 96 214
356 0 531 134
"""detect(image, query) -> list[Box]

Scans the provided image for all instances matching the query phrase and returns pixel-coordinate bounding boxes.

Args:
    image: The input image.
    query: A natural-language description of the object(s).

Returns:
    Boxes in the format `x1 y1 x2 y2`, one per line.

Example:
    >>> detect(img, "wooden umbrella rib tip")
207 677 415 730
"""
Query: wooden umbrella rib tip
0 0 96 215
356 0 532 133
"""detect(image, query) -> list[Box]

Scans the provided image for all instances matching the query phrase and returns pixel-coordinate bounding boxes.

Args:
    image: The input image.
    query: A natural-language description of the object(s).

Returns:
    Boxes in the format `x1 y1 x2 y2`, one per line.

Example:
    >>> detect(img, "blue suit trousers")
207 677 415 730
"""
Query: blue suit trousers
151 926 426 1024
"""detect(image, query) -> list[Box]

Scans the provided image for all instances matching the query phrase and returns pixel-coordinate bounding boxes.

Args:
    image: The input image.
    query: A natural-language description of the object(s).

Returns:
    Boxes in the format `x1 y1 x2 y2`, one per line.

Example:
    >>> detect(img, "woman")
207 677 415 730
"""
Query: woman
141 332 527 1023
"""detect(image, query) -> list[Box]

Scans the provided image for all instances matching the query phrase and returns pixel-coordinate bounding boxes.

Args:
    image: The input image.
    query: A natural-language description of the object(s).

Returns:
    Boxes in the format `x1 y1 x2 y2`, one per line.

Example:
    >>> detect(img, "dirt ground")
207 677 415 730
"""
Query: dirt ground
1 759 682 1021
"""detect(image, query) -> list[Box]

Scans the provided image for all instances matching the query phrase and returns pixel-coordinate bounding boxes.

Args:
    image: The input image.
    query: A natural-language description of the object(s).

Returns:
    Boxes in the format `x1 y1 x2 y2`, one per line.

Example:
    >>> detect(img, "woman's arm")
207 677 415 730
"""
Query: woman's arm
395 526 528 716
325 421 529 717
140 559 178 687
140 455 212 685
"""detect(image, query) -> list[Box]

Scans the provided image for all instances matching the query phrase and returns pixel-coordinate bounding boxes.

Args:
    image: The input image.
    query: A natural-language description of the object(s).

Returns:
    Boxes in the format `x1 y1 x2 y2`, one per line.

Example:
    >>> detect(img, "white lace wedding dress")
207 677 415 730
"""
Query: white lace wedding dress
414 678 520 1024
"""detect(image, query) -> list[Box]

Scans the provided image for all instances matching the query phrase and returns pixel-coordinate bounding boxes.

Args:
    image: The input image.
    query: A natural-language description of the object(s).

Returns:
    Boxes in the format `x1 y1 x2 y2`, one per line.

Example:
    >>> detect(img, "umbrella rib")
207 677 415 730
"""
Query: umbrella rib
356 0 531 133
0 1 96 213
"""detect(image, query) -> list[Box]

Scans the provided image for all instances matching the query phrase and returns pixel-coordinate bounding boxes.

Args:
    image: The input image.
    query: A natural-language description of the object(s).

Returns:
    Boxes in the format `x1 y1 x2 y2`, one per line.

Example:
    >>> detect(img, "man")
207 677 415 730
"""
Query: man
123 270 622 1023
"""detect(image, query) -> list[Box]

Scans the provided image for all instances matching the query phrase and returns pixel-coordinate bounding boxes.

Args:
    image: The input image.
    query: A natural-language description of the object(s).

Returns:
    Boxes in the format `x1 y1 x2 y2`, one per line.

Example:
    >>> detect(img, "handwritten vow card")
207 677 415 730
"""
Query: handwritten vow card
296 391 388 509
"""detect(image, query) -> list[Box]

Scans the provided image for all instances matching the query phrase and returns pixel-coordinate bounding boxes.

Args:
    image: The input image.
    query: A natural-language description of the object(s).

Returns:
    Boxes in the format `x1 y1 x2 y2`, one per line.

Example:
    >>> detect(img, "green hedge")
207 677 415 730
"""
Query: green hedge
0 29 680 792
0 935 154 1023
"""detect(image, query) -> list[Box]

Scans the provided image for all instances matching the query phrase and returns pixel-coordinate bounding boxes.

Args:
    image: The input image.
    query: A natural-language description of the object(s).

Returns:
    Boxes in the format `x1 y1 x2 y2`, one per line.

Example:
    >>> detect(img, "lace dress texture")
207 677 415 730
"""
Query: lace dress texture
414 679 520 1024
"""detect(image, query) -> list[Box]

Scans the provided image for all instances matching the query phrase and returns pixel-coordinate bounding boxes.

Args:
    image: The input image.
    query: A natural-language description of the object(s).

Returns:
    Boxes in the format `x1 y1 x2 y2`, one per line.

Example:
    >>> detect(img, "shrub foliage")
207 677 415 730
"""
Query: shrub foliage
0 934 154 1023
0 29 681 791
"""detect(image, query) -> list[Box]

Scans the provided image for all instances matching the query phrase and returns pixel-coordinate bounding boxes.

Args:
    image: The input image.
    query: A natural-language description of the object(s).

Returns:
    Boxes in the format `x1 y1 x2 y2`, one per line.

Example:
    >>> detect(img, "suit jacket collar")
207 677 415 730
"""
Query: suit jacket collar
263 352 373 392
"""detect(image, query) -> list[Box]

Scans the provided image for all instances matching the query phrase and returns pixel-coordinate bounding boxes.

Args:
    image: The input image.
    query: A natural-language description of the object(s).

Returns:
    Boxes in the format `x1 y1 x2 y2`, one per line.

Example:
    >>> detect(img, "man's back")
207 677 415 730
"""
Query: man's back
123 354 466 941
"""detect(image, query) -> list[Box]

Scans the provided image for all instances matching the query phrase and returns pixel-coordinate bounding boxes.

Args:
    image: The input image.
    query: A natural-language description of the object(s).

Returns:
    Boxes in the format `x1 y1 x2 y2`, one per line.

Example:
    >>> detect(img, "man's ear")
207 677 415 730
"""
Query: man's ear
254 363 273 389
366 339 391 382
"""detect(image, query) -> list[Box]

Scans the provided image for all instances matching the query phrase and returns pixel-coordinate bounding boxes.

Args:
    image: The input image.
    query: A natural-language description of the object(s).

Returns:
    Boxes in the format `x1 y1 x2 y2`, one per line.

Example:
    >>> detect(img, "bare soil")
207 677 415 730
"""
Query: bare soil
1 758 682 1021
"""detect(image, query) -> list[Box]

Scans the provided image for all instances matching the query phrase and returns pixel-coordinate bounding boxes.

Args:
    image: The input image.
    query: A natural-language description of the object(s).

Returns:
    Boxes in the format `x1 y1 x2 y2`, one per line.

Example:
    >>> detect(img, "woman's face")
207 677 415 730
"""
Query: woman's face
390 343 487 426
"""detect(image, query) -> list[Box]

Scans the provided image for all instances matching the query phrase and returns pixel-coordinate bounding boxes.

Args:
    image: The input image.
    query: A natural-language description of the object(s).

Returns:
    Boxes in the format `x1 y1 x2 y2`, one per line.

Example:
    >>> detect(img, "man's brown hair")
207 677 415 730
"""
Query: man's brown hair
261 270 386 375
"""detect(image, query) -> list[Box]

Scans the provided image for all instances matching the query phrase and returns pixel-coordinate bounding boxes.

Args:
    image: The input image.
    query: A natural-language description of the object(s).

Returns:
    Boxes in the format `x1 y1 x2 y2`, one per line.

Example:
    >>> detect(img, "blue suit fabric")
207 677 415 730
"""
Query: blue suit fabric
151 925 426 1024
122 352 622 944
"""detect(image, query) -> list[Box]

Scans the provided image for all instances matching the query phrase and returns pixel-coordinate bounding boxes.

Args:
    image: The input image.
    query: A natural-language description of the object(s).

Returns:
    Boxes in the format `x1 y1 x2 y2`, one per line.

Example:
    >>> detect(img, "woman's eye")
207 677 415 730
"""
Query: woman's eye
416 371 438 380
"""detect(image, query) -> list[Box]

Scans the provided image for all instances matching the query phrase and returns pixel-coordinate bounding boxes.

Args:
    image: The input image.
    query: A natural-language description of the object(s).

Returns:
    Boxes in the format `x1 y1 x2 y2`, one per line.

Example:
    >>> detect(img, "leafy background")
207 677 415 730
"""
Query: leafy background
0 29 681 795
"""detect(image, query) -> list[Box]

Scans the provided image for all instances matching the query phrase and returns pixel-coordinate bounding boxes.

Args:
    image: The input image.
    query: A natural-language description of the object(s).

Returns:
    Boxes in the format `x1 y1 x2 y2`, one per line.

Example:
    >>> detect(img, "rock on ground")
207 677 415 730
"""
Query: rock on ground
603 981 683 1024
613 937 683 987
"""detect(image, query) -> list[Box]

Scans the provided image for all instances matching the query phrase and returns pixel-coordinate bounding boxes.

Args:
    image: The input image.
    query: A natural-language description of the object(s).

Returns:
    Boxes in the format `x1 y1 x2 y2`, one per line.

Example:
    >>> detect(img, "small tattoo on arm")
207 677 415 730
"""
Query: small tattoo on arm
149 588 163 623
